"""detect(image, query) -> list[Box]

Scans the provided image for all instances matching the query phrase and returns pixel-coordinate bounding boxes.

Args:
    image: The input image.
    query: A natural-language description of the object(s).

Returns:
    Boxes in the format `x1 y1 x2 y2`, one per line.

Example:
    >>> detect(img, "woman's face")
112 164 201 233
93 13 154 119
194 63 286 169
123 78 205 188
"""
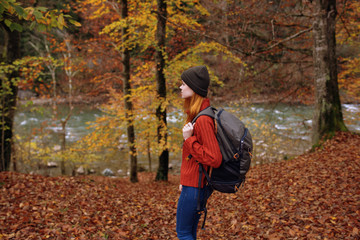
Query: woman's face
180 81 195 99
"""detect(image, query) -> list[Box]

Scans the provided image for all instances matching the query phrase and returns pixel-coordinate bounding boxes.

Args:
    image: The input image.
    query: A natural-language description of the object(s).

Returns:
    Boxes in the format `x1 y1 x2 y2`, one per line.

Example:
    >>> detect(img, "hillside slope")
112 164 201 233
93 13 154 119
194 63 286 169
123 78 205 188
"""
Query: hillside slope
0 132 359 239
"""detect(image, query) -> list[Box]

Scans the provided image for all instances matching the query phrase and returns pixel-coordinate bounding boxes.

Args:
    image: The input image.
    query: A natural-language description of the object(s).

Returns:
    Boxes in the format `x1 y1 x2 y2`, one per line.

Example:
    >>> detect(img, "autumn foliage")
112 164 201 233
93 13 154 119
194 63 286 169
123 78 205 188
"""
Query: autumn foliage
1 132 359 239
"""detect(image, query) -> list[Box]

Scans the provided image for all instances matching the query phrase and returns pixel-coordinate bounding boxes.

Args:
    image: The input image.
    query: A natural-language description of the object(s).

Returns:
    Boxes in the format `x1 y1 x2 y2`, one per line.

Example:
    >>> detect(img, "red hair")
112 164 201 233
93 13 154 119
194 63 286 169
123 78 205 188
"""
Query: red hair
184 93 204 124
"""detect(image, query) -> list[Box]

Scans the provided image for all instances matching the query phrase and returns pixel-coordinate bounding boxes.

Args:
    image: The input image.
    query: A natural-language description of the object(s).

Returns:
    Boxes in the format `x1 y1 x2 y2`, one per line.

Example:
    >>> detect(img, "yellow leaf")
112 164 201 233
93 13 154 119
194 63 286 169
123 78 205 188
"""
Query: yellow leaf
58 14 64 29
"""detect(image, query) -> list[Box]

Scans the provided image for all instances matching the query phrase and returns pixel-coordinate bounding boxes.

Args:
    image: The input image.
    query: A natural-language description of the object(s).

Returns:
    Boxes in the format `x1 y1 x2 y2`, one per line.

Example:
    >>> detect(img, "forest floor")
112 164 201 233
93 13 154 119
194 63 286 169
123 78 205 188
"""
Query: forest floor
1 131 359 240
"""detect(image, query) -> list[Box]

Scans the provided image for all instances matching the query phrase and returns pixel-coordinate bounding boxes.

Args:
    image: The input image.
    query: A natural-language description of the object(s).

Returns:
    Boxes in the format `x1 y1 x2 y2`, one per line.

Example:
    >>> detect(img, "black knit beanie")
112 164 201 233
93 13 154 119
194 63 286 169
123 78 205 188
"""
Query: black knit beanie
181 65 210 97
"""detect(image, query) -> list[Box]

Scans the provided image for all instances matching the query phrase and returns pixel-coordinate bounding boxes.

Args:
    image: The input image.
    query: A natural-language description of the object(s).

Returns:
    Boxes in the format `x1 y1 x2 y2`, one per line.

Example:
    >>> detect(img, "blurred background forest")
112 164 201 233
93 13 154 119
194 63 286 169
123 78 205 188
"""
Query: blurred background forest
1 0 359 180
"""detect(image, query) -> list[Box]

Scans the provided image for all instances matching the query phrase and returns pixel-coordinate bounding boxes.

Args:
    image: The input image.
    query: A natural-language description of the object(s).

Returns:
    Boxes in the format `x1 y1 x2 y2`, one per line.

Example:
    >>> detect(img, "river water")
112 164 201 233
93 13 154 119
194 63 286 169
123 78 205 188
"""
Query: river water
13 103 360 176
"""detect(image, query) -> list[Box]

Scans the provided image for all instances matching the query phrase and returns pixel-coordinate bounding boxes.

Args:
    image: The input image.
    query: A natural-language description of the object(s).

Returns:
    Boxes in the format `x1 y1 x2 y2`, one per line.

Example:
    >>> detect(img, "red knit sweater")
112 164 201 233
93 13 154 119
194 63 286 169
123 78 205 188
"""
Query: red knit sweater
180 98 222 188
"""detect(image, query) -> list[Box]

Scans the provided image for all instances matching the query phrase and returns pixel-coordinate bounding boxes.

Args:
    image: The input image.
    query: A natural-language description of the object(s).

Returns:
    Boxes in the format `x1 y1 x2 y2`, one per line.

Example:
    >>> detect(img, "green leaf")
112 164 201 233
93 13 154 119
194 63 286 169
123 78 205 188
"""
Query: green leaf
35 6 47 12
14 5 27 19
0 4 5 15
0 0 11 10
4 19 11 27
10 22 22 32
29 21 36 30
33 10 43 20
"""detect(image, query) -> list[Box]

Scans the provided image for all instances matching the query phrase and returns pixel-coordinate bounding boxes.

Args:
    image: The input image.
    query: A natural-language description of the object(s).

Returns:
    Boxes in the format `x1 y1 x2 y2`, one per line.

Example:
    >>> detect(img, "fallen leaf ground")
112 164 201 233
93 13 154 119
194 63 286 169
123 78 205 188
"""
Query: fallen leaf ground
1 132 359 240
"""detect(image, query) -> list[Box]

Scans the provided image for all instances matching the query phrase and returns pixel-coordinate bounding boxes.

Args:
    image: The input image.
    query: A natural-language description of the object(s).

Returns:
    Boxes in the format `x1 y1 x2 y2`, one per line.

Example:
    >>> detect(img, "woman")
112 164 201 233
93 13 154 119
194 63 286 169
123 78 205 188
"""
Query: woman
176 65 222 239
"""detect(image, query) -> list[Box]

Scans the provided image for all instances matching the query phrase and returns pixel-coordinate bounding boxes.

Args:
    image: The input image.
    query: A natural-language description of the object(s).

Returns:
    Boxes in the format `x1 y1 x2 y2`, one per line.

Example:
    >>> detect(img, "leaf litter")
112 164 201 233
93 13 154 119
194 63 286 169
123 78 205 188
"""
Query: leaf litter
0 132 359 239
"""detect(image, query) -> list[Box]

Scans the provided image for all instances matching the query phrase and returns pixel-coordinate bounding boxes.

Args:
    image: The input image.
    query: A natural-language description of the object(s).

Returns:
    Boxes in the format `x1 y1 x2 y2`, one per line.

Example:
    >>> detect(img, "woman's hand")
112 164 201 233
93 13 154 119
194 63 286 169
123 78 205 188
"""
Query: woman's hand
182 122 194 140
179 184 183 192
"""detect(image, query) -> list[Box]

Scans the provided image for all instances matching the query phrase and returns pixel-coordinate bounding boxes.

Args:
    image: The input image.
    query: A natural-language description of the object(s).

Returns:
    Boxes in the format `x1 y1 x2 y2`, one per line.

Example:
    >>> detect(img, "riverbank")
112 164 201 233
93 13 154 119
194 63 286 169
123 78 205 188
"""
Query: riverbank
17 95 107 106
18 92 359 108
1 131 359 239
213 91 359 105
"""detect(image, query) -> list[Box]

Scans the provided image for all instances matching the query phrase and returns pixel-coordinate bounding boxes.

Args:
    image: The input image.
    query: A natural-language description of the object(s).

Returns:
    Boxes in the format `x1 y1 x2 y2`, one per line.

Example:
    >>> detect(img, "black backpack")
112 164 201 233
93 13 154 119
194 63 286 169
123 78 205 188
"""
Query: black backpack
191 106 253 228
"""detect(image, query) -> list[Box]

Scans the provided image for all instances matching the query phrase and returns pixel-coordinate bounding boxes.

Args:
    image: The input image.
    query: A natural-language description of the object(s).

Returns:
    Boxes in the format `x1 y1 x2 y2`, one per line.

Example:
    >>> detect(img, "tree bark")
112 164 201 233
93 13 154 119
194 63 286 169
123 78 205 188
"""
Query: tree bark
155 0 169 181
60 109 72 175
0 22 21 172
122 0 138 183
59 33 74 175
312 0 347 145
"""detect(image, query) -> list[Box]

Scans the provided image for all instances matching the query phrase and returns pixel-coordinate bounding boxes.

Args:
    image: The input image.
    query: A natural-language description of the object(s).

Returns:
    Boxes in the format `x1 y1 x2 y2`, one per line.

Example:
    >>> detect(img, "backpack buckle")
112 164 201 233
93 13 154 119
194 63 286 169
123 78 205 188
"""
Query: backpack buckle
234 153 240 159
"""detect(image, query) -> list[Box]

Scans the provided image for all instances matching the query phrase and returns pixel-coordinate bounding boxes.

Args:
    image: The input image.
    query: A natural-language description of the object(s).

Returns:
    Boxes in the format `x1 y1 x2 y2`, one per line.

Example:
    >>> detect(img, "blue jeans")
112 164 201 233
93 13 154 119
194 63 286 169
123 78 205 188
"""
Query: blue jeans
176 186 205 240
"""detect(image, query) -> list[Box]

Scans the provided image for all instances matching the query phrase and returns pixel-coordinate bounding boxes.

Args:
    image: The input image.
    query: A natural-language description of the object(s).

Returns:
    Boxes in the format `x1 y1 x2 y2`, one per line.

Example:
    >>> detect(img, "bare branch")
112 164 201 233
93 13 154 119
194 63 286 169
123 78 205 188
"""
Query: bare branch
105 0 121 15
156 12 313 57
251 26 313 55
155 12 248 55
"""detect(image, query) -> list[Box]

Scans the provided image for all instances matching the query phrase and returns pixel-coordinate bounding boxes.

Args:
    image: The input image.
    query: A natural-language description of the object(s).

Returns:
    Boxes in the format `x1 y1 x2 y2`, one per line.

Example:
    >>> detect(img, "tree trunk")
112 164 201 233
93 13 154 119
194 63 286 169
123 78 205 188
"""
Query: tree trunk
155 0 169 181
147 136 152 172
60 122 66 175
60 110 72 175
0 23 20 172
312 0 347 145
122 0 138 183
59 34 74 176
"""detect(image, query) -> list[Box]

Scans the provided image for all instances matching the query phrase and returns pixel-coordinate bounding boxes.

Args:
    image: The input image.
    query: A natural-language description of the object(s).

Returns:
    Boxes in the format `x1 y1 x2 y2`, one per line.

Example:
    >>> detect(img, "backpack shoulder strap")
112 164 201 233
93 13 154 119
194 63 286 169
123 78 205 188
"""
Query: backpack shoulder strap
191 106 216 124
